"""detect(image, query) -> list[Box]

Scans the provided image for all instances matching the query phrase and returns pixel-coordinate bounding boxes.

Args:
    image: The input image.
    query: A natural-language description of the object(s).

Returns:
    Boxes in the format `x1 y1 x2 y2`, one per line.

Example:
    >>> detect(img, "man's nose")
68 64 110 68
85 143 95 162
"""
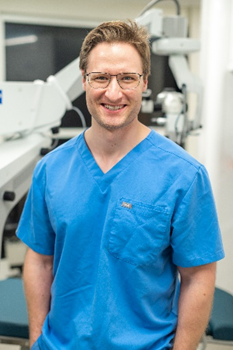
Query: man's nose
105 76 123 100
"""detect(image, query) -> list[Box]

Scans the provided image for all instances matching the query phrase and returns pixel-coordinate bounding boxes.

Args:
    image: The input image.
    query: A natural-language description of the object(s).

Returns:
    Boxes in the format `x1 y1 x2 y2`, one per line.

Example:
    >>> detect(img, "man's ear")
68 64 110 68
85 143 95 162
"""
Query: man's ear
142 75 148 92
81 70 86 91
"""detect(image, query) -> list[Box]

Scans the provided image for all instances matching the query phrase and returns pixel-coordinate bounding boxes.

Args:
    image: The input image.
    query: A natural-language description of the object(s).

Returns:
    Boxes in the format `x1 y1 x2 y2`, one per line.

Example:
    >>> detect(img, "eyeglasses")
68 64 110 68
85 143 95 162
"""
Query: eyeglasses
85 72 143 90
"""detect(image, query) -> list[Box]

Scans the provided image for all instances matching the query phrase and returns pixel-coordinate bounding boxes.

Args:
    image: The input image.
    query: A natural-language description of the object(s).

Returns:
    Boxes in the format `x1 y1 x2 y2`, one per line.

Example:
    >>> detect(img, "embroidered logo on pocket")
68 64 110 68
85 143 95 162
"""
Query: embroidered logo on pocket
121 201 133 209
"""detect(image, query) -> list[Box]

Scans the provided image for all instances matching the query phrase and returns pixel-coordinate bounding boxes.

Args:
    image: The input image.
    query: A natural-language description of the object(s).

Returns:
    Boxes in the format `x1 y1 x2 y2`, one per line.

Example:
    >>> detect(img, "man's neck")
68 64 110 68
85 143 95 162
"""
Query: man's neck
84 120 150 173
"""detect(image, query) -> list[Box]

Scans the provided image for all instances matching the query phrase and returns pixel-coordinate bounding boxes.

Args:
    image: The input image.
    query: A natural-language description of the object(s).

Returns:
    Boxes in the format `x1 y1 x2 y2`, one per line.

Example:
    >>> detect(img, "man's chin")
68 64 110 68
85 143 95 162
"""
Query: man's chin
93 116 136 132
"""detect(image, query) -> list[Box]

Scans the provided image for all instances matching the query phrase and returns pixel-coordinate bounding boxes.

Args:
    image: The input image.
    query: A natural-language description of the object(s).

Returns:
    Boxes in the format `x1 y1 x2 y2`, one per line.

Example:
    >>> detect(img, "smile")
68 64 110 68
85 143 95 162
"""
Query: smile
103 104 125 111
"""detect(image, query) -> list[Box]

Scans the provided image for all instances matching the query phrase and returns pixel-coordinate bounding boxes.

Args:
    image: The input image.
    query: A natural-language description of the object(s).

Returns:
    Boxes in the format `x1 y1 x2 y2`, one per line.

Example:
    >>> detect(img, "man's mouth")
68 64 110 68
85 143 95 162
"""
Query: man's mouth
103 104 125 111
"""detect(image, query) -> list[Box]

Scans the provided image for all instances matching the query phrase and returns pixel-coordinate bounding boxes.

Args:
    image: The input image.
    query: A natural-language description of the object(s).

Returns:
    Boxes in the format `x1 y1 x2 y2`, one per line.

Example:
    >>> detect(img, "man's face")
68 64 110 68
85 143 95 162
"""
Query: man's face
82 42 148 131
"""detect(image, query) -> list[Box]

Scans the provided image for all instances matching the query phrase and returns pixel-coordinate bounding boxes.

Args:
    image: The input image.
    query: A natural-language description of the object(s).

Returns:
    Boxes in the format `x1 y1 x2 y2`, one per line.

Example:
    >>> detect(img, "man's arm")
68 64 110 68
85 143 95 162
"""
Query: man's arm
172 262 216 350
23 248 54 348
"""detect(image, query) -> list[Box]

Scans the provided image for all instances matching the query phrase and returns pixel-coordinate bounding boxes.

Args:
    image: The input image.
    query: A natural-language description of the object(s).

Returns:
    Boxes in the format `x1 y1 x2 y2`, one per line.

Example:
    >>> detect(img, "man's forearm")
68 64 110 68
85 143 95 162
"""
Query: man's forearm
23 249 54 348
173 263 216 350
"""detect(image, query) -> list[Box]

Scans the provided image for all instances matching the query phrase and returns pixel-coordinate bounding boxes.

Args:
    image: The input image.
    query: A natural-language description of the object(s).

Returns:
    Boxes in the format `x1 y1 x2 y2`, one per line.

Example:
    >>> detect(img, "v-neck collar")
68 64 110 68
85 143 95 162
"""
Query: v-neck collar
78 129 153 192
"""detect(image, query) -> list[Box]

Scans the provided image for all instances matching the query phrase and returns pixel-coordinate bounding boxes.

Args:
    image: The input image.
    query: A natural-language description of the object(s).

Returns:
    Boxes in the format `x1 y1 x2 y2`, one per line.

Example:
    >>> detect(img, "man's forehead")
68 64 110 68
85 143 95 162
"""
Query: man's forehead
86 42 143 71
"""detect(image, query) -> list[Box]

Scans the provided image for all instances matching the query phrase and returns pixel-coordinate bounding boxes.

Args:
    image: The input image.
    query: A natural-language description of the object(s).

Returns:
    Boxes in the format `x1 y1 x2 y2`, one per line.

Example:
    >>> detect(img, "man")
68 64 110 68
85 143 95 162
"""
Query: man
17 20 224 350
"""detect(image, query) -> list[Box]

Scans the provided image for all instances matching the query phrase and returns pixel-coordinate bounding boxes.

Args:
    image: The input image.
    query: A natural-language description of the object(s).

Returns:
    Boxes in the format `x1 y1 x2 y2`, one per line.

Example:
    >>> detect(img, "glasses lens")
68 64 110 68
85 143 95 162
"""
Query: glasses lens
118 73 141 90
87 72 142 90
88 73 110 89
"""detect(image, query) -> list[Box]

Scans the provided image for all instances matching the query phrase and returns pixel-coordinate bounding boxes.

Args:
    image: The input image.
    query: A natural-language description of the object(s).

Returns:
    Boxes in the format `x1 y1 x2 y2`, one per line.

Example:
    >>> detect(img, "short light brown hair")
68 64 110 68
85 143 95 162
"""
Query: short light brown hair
79 20 151 77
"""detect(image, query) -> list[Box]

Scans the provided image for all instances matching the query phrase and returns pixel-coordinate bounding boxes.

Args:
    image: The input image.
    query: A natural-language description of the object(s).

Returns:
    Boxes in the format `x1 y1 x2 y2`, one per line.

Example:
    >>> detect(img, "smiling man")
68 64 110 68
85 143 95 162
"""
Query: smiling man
83 42 147 131
17 21 224 350
82 40 150 173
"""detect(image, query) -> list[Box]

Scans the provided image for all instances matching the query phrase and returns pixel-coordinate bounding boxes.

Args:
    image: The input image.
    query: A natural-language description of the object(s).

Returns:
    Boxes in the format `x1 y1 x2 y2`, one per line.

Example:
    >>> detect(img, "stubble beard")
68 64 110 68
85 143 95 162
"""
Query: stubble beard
92 113 139 132
91 104 141 132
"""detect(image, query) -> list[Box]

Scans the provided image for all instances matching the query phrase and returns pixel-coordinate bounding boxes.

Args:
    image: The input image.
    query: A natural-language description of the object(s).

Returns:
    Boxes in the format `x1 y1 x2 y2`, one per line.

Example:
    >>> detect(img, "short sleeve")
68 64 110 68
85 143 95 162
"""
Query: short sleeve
171 165 225 267
16 162 55 255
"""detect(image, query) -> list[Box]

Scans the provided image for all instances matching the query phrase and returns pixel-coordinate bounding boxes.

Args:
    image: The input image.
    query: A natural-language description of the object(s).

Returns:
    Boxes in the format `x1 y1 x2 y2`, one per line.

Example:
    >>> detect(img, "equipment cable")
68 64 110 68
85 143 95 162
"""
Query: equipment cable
138 0 181 17
72 106 87 128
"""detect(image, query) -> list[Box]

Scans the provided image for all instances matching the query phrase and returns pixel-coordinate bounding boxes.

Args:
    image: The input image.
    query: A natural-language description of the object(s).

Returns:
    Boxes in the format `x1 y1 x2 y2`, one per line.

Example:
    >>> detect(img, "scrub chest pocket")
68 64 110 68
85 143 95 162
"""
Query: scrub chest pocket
107 198 170 266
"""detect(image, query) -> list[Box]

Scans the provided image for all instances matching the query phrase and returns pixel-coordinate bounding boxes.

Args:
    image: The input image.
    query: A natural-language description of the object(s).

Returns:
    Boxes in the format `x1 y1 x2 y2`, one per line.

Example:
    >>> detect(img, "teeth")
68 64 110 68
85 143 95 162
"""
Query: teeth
104 105 123 111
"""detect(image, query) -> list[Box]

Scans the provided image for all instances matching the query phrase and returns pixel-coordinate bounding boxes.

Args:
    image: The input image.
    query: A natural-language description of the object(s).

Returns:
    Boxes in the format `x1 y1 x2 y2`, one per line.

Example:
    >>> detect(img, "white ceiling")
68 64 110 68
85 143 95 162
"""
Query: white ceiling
113 0 200 6
179 0 200 5
0 0 201 25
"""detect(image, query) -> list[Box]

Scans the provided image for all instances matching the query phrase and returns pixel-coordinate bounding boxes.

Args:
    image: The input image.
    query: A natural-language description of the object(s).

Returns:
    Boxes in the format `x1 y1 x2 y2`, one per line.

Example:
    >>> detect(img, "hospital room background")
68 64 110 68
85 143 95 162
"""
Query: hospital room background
0 0 233 349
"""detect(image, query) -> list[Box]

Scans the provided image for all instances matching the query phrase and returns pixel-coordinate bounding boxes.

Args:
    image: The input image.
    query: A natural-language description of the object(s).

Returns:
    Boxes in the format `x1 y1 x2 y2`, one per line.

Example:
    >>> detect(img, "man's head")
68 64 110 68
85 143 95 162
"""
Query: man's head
79 20 151 80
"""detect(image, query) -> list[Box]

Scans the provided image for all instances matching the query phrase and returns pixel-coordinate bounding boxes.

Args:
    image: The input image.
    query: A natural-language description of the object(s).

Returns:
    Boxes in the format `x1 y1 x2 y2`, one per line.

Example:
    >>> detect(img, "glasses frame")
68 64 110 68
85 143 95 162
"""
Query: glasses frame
85 72 143 90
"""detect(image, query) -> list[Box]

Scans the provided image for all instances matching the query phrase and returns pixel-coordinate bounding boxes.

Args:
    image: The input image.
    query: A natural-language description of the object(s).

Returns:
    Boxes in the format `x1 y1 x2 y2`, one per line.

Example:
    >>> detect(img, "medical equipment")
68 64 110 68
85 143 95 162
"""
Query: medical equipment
0 58 83 258
0 1 202 258
137 3 202 146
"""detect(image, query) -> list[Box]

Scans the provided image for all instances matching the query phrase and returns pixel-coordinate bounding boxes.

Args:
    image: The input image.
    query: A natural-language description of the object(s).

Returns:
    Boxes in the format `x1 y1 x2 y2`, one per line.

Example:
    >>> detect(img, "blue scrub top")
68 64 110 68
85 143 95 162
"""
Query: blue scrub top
17 129 224 350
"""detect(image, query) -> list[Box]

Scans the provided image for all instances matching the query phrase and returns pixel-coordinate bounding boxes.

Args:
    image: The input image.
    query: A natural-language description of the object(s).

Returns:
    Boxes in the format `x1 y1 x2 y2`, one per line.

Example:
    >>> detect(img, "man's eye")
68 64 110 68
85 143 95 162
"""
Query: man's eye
121 75 137 82
93 75 108 81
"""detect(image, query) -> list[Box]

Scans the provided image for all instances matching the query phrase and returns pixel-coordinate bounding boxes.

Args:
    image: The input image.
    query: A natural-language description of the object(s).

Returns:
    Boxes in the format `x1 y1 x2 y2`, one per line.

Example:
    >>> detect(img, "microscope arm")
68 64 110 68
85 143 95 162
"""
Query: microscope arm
52 57 83 104
168 55 203 132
